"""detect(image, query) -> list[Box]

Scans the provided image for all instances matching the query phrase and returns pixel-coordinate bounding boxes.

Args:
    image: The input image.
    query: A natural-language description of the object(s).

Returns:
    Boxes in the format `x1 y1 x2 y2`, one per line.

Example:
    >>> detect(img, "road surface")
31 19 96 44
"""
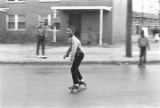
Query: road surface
0 64 160 108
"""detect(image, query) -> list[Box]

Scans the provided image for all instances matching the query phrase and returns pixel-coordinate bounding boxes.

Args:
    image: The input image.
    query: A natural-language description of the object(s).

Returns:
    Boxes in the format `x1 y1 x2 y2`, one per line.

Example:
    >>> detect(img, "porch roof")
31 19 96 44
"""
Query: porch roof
51 6 112 11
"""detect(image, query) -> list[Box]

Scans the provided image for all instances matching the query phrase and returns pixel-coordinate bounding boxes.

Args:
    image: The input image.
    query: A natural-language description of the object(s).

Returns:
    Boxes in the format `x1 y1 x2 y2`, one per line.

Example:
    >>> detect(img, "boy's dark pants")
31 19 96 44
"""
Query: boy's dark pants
71 52 84 84
36 36 45 56
139 47 146 64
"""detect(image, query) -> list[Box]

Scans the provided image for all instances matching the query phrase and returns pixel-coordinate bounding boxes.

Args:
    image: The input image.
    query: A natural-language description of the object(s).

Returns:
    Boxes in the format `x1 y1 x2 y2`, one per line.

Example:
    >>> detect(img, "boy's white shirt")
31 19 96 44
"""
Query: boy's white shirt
69 35 82 63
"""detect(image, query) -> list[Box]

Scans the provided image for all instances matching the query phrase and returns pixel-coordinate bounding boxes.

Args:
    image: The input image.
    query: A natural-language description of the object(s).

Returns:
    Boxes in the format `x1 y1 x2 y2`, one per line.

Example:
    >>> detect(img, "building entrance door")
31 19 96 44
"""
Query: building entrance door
69 13 82 39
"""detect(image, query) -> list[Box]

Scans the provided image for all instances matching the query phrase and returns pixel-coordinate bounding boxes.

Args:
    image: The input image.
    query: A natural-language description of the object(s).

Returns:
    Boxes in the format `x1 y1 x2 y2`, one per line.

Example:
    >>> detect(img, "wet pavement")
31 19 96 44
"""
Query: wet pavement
0 64 160 108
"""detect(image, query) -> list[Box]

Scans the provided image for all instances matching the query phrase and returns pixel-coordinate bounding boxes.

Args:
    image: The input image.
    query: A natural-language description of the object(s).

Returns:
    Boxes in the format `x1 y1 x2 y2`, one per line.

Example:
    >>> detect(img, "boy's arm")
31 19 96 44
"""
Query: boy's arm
44 26 48 37
146 38 150 50
138 38 140 47
63 43 72 59
35 24 41 29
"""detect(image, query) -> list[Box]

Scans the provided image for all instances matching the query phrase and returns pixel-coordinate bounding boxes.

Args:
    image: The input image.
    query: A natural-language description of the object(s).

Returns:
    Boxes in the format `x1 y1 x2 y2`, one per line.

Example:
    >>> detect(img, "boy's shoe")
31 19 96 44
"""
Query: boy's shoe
79 80 87 87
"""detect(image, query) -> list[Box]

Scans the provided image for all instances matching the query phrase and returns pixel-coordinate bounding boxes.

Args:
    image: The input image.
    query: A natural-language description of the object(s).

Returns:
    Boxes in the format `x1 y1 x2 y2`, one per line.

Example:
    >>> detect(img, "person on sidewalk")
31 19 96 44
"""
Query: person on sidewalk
138 30 150 65
154 33 160 43
35 19 48 58
63 27 86 89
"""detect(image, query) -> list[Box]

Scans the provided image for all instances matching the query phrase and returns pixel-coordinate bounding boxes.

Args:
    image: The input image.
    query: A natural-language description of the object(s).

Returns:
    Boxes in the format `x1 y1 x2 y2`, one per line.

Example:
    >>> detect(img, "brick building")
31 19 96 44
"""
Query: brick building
0 0 128 45
132 12 159 36
0 8 7 42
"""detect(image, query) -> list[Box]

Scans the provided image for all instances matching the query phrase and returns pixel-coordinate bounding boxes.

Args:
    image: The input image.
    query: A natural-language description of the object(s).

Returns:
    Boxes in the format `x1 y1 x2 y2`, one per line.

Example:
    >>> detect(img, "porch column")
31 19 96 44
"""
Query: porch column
99 9 103 46
53 9 57 42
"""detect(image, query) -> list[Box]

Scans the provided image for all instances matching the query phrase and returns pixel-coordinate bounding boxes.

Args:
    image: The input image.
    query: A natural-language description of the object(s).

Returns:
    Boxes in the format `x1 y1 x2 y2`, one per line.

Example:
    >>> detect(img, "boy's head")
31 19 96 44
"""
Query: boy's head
66 27 74 38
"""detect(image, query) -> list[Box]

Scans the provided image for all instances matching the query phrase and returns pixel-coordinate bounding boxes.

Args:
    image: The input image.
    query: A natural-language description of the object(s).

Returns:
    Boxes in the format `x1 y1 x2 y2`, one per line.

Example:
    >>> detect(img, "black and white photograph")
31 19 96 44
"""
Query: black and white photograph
0 0 160 108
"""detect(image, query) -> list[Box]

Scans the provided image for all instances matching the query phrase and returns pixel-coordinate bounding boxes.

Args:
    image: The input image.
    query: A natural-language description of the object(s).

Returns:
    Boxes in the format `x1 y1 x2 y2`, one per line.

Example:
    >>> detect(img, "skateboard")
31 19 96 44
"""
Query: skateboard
38 56 47 59
69 82 87 93
69 85 80 92
40 56 47 59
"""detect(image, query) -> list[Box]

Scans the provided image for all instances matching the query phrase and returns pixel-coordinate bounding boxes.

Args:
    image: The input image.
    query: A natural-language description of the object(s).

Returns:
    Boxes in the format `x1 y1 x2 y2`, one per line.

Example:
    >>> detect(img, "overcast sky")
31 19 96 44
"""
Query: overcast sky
133 0 159 14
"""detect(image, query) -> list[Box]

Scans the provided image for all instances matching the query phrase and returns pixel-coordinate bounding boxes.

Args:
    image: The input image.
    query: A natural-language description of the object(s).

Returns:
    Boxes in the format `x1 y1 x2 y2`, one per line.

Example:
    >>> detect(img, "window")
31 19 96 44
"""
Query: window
8 15 15 29
49 14 60 30
18 15 26 29
39 0 60 2
7 0 26 3
7 15 26 30
38 14 60 30
7 0 26 1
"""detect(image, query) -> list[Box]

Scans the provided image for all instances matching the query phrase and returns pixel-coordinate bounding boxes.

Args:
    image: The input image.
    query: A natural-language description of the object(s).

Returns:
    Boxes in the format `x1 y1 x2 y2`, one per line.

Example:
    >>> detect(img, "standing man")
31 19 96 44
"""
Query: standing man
138 30 150 65
36 19 48 58
63 27 86 89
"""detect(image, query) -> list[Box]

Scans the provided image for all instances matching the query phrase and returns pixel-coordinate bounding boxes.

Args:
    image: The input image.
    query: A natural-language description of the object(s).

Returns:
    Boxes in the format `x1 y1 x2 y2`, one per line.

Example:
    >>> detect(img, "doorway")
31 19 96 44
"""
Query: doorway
69 13 82 39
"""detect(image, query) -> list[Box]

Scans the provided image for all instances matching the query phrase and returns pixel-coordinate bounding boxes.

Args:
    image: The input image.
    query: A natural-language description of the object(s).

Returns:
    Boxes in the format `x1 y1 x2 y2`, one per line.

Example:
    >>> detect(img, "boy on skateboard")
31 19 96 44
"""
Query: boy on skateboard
63 27 86 91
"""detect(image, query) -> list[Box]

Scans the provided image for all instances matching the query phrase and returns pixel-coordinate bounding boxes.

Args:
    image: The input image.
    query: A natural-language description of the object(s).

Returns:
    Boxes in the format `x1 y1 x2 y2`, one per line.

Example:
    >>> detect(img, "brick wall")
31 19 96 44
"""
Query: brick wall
1 0 113 44
0 12 6 42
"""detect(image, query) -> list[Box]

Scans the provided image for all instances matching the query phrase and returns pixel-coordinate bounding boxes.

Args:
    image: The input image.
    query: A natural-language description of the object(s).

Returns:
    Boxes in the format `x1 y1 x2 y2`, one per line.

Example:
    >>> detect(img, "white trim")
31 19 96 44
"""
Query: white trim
53 10 57 18
6 15 9 30
51 6 112 11
99 9 103 46
0 8 9 12
15 15 18 30
39 0 60 2
6 0 26 3
53 10 57 42
48 14 52 25
6 29 26 31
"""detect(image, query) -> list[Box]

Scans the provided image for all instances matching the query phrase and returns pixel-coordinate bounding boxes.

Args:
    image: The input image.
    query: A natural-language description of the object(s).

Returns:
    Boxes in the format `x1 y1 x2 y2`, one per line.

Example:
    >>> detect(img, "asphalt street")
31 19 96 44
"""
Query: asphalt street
0 64 160 108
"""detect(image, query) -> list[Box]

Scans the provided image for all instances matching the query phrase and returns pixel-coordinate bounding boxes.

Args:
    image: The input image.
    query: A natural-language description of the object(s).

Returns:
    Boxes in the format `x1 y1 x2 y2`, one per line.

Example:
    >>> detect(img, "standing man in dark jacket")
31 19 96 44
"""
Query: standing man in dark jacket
36 20 48 58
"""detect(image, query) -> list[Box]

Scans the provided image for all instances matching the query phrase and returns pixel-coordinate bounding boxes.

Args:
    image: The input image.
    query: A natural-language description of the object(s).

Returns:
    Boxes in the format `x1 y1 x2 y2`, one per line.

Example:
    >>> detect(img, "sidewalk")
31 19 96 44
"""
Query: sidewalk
0 36 160 65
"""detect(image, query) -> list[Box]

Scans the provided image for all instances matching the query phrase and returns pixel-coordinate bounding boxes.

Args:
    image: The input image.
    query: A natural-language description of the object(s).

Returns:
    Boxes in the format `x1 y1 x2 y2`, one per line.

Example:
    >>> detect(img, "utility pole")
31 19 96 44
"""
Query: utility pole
159 0 160 27
126 0 132 57
141 0 144 25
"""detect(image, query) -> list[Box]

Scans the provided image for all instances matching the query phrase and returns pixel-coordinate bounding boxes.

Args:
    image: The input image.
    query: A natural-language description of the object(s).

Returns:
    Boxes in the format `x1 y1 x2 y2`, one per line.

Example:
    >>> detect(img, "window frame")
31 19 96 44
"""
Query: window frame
6 14 26 31
48 14 61 31
38 14 61 31
18 15 26 30
39 0 60 3
6 0 27 3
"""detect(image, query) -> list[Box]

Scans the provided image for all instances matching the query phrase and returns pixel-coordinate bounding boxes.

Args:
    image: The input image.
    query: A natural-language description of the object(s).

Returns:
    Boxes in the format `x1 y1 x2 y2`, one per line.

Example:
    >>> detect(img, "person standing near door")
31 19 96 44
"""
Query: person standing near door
63 27 86 89
35 19 48 58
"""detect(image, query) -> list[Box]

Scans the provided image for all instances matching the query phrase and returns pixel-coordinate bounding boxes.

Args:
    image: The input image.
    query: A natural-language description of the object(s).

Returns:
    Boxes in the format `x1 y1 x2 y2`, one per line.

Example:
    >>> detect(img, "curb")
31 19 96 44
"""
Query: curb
0 60 160 65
